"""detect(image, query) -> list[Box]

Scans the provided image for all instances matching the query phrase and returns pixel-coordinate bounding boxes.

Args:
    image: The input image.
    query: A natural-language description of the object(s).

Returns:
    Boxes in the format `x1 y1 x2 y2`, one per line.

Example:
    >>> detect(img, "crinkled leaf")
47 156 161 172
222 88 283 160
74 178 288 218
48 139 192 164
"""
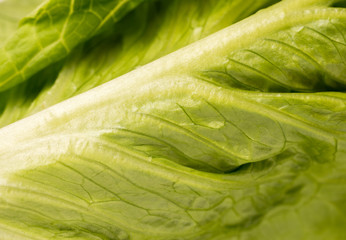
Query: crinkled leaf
0 0 145 91
0 0 345 239
0 0 44 46
0 0 279 127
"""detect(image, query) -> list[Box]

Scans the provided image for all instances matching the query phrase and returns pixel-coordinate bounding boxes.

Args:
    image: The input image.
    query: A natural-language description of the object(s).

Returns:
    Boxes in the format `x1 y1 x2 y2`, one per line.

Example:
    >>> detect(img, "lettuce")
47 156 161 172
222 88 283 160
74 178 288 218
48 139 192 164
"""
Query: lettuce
0 0 279 126
0 0 345 239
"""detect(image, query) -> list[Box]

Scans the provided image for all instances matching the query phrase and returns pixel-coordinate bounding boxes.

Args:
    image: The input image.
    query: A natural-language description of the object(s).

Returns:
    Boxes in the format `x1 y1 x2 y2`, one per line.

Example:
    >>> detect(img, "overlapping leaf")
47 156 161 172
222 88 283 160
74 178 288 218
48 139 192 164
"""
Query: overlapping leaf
0 0 345 239
0 0 145 91
0 0 279 127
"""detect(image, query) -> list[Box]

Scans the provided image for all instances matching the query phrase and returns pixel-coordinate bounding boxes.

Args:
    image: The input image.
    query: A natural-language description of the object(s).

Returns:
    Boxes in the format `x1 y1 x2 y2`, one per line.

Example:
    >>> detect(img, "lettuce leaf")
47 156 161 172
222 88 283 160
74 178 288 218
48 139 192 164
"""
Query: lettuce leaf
0 0 345 239
0 0 279 127
0 0 146 91
0 0 44 46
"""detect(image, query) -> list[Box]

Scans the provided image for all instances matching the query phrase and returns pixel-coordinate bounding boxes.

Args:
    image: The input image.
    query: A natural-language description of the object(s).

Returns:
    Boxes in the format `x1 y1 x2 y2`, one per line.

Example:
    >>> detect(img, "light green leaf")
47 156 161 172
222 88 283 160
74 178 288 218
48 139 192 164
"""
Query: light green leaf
0 0 345 239
0 0 145 91
0 0 44 46
1 78 346 239
0 0 280 127
201 19 346 91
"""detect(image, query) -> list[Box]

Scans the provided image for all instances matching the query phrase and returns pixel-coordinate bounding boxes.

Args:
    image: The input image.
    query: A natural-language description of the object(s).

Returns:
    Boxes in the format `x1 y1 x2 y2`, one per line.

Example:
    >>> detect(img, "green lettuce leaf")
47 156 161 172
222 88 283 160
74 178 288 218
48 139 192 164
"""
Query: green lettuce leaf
0 0 279 127
0 0 44 46
0 0 345 239
0 0 146 91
